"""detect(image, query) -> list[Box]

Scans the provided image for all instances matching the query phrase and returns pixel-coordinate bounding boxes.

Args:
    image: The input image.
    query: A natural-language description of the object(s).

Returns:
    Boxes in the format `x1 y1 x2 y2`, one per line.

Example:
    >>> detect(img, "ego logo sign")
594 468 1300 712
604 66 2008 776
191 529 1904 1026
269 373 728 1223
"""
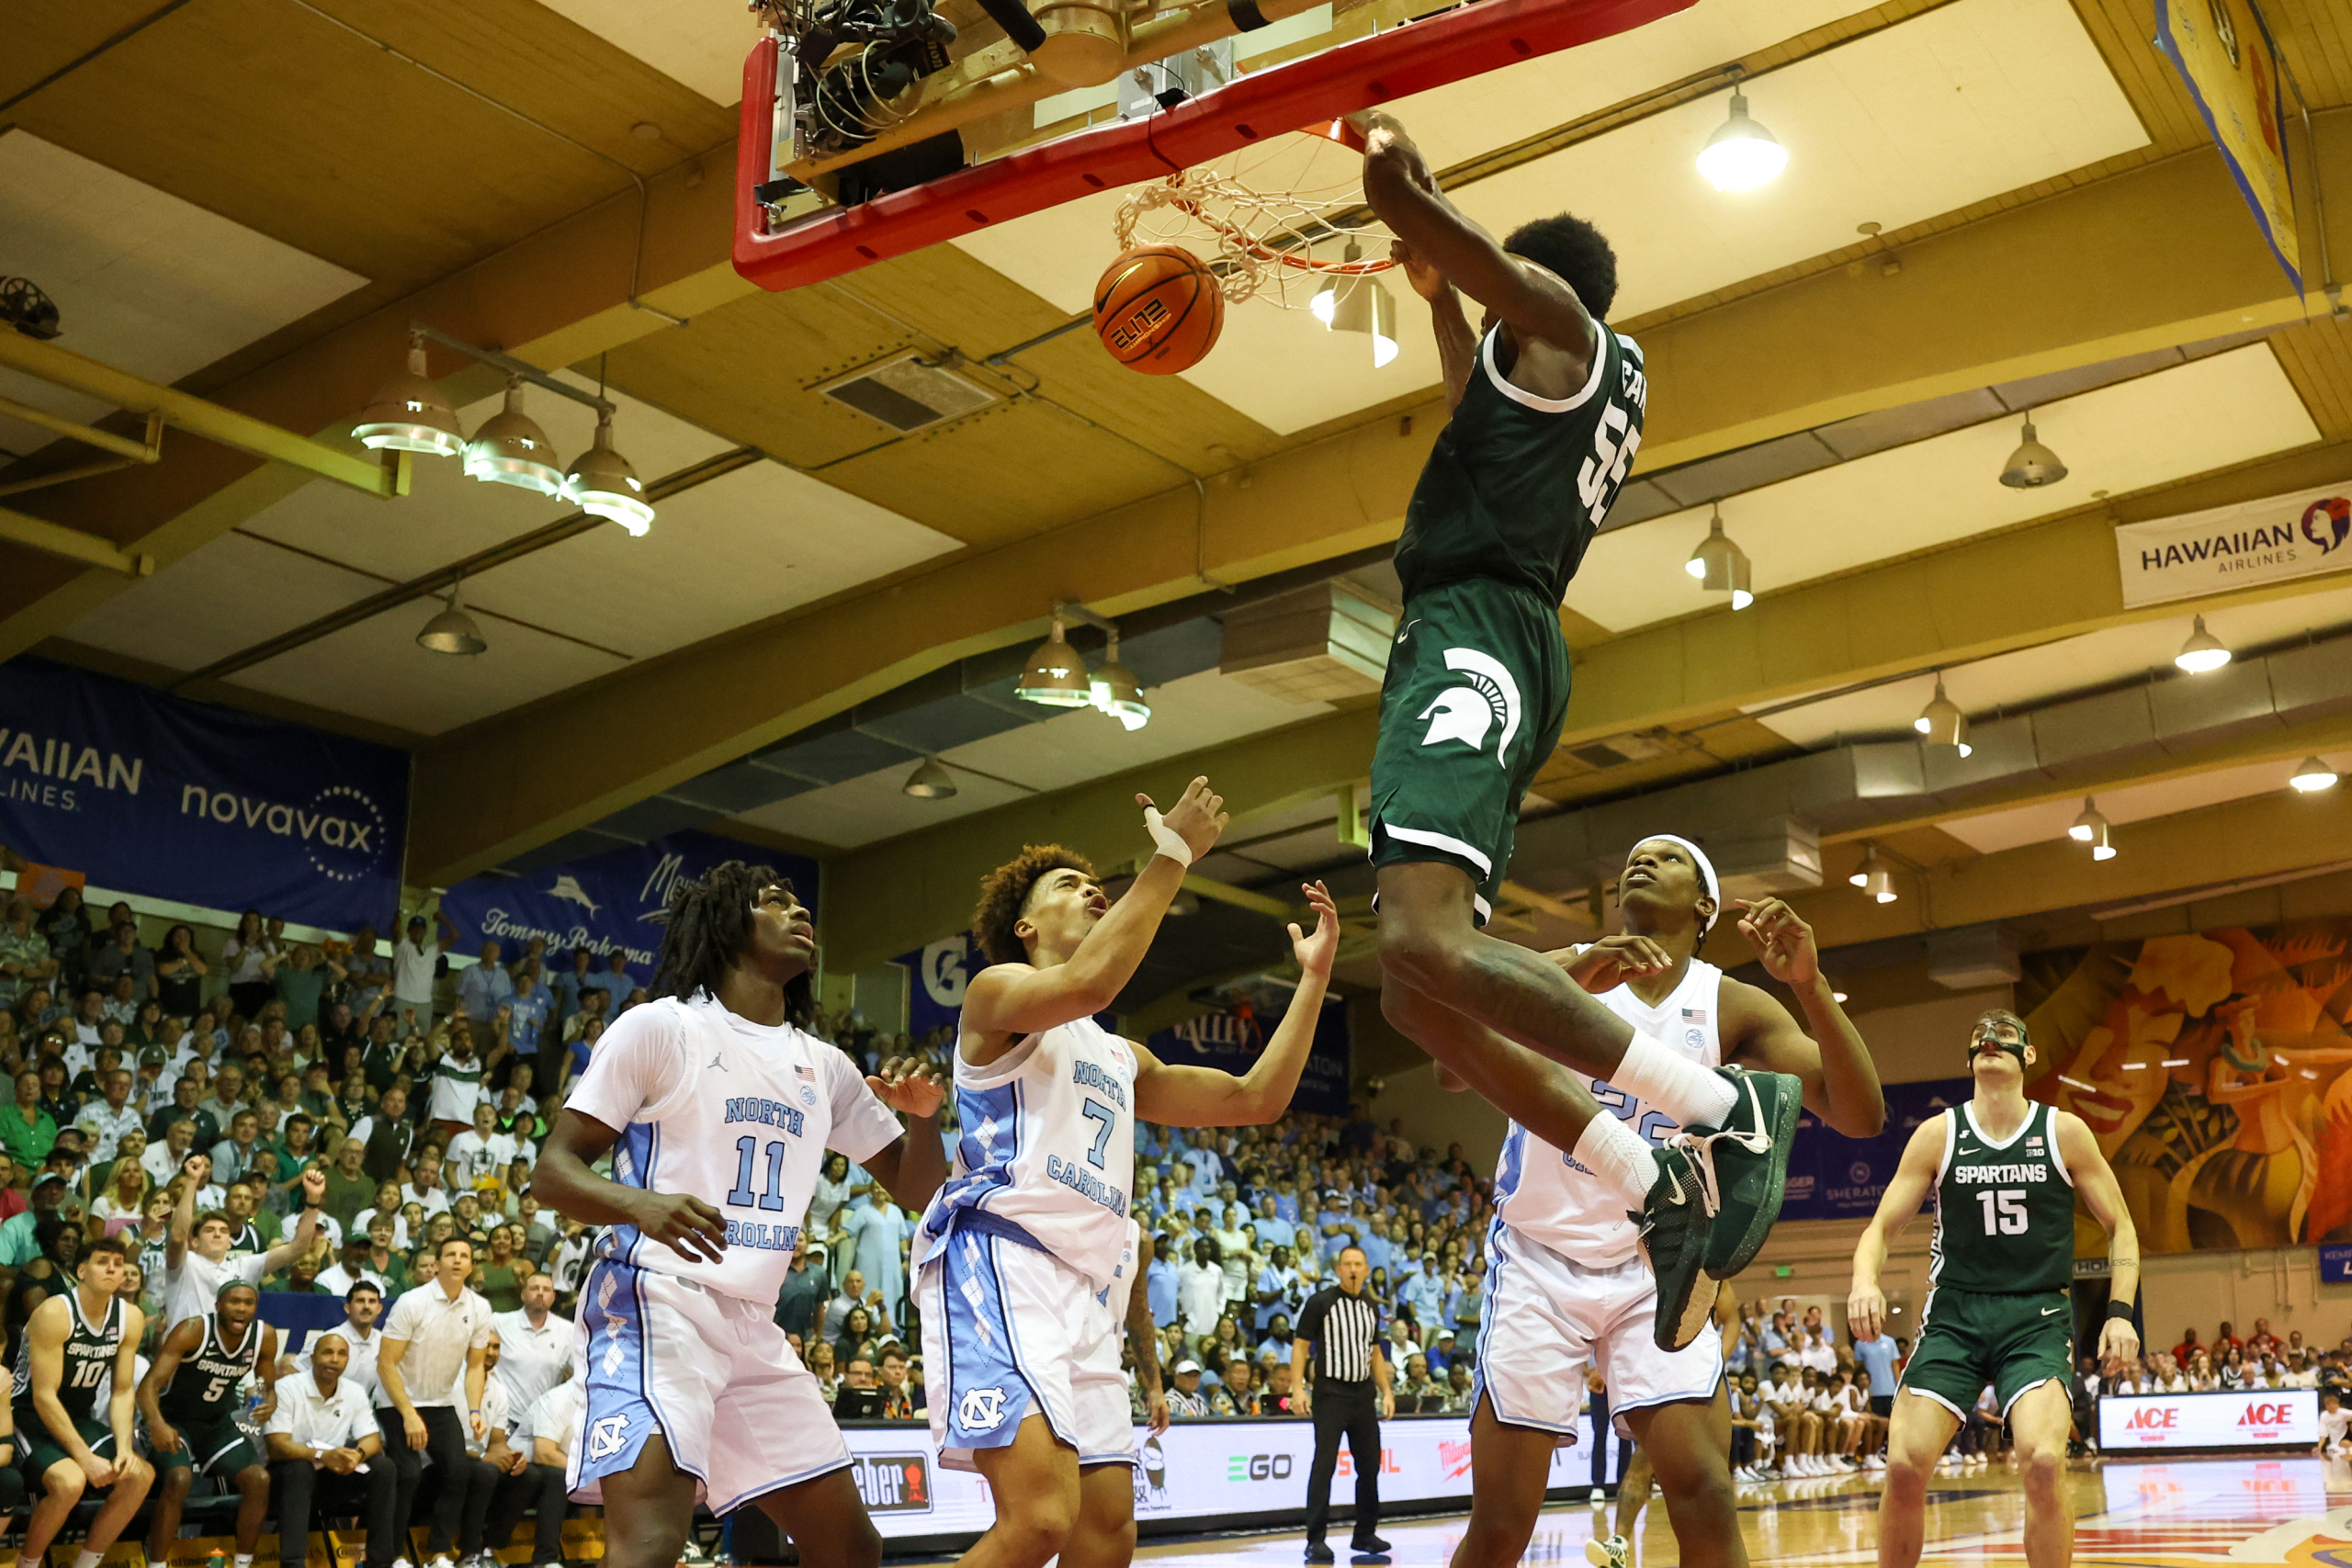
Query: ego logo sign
1227 1452 1294 1483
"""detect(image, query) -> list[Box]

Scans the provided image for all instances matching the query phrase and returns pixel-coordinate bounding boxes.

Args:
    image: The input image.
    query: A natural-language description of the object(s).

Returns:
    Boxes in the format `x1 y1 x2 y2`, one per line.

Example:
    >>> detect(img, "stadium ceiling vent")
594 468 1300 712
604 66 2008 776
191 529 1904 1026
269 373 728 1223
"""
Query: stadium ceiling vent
814 351 999 432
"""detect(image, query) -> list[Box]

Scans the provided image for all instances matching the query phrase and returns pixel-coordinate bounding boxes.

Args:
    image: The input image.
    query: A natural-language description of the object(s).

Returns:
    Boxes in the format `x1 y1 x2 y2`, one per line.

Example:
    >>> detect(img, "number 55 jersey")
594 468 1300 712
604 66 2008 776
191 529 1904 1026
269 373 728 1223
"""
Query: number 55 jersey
916 1014 1141 1472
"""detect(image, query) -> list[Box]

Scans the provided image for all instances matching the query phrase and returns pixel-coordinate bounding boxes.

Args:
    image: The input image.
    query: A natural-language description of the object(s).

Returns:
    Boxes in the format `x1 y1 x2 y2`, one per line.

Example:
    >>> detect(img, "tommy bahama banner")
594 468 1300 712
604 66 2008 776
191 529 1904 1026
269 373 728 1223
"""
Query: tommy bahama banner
2018 924 2352 1254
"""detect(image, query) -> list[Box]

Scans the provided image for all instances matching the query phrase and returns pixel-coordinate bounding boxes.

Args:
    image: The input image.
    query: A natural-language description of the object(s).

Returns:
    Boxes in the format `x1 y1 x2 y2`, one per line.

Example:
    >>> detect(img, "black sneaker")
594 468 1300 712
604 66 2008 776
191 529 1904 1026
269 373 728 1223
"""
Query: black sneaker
1306 1544 1335 1564
1351 1535 1391 1554
1676 1066 1804 1279
1636 1144 1716 1352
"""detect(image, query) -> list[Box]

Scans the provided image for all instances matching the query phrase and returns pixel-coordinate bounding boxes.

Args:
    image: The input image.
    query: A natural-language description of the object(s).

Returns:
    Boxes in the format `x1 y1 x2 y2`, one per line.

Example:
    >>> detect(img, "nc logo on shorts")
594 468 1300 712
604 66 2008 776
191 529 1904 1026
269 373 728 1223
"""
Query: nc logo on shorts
1417 649 1521 767
957 1386 1011 1433
587 1415 630 1459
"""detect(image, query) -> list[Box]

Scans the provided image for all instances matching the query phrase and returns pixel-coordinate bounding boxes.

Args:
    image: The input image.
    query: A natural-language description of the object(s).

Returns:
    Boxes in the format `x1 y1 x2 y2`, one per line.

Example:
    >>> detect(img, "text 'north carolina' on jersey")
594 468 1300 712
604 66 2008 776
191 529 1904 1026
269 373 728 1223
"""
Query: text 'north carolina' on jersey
1490 957 1720 1267
1393 323 1645 606
919 1015 1136 1292
1928 1101 2075 1295
565 994 906 1306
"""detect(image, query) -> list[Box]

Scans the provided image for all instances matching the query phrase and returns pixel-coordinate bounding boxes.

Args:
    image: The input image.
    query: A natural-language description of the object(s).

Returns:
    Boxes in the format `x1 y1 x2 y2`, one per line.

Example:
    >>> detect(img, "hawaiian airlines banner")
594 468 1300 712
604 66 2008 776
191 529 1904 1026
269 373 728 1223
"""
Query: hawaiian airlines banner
2021 924 2352 1254
439 829 817 982
1148 1000 1351 1116
2114 485 2352 607
0 655 407 931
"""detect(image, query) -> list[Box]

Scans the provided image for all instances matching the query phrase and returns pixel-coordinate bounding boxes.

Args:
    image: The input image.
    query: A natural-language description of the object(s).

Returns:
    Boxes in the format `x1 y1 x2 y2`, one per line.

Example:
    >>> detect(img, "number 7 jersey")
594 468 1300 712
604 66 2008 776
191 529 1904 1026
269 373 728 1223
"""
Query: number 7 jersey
918 1015 1136 1292
1928 1100 2075 1295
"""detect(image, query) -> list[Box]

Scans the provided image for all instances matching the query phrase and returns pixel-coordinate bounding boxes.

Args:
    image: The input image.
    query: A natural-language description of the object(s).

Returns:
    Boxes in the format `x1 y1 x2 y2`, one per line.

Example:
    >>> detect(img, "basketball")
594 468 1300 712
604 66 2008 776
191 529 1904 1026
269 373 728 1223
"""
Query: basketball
1092 243 1224 374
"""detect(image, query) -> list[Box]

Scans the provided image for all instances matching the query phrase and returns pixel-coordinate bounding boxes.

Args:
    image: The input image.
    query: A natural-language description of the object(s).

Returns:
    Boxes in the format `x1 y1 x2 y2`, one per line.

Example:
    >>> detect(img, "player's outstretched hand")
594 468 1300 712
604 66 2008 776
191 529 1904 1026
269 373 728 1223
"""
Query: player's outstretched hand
1731 897 1820 987
1139 776 1227 861
1288 881 1340 981
1563 934 1671 995
1390 239 1450 302
632 1190 728 1264
1847 1281 1887 1344
2098 1314 2141 1366
867 1058 944 1120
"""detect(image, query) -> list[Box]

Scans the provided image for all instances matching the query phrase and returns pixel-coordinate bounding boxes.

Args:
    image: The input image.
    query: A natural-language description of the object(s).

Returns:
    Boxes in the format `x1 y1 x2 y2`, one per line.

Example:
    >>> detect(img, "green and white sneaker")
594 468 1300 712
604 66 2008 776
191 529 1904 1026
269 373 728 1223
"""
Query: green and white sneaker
1670 1066 1804 1279
1584 1534 1630 1568
1635 1143 1717 1352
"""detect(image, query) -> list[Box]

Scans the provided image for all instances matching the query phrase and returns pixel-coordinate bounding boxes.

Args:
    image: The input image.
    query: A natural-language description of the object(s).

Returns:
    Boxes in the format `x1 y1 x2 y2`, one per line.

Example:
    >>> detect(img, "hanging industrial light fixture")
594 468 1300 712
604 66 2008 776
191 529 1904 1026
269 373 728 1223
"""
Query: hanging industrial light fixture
2290 756 2339 792
902 758 957 799
1914 675 1971 757
2070 796 2115 859
463 378 564 496
1090 631 1151 730
564 411 655 535
1695 67 1788 192
1687 506 1754 609
353 332 465 457
1015 618 1093 707
1849 841 1896 903
1998 411 2067 489
1323 250 1400 369
415 581 487 656
2173 615 2231 673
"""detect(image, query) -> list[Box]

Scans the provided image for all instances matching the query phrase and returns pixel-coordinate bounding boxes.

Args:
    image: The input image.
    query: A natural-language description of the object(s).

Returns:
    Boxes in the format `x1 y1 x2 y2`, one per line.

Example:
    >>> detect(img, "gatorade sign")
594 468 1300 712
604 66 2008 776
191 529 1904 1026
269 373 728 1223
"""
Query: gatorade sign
2099 1390 2319 1450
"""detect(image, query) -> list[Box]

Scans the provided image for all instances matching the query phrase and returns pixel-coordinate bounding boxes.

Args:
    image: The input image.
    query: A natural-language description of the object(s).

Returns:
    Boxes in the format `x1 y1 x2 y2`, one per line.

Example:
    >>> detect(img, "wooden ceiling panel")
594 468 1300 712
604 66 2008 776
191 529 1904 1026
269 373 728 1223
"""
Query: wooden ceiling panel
2268 314 2352 439
0 0 160 106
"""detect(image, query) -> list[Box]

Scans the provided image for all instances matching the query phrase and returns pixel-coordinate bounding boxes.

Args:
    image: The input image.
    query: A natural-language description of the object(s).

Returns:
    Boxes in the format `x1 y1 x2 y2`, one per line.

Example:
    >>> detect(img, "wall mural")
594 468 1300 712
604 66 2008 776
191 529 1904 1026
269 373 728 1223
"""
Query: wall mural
2018 926 2352 1255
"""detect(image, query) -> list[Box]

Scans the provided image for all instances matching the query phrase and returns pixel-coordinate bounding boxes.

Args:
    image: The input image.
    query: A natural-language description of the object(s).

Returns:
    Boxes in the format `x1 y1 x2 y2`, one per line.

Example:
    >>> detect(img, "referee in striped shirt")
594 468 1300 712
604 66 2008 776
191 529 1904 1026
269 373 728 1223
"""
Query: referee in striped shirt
1292 1245 1393 1563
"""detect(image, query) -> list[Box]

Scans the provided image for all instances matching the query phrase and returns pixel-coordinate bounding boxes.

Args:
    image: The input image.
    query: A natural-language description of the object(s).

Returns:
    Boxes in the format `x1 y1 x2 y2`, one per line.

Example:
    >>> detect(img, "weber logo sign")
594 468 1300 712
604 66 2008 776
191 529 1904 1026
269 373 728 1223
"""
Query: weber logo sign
2115 487 2352 607
850 1455 933 1512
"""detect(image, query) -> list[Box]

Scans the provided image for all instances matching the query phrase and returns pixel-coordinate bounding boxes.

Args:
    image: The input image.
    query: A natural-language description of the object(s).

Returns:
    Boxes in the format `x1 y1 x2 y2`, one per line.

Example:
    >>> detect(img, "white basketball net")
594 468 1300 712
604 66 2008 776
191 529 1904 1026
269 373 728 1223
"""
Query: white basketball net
1112 160 1397 308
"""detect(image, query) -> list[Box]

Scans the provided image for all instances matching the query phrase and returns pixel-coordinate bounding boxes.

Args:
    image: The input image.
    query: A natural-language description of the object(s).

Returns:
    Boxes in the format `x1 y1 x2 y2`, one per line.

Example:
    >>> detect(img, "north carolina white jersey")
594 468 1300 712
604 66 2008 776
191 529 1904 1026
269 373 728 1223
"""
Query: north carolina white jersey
565 994 904 1306
1489 957 1723 1266
918 1015 1136 1290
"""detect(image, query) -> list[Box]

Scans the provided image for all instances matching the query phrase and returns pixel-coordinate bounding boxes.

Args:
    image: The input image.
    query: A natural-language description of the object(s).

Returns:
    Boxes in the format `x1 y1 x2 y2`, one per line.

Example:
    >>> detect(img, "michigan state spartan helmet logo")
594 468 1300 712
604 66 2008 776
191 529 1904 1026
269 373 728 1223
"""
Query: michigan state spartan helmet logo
1418 648 1521 766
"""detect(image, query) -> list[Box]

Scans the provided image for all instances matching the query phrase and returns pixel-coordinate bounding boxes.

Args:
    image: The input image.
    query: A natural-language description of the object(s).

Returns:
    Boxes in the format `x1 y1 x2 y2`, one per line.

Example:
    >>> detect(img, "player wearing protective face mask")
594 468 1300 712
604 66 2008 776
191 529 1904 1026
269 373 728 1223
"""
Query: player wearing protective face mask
1849 1010 2141 1568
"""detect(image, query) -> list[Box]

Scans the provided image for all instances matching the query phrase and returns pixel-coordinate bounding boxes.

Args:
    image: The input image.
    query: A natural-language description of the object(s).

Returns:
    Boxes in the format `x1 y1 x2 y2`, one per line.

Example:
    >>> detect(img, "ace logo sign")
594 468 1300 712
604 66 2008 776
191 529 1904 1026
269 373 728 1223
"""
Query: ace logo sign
2100 1391 2319 1450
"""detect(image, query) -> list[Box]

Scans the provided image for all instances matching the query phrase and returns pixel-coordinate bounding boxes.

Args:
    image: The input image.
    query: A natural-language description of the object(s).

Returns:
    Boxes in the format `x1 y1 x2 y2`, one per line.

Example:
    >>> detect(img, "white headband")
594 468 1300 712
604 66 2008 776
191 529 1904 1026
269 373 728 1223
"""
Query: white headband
1631 835 1720 936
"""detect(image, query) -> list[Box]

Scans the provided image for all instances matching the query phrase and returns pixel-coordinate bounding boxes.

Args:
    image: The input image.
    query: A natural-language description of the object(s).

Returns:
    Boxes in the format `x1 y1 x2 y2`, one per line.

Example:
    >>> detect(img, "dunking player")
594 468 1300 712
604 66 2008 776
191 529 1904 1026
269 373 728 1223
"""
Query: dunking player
1446 837 1882 1568
1850 1010 2139 1568
534 863 945 1568
1357 112 1804 1342
918 778 1340 1568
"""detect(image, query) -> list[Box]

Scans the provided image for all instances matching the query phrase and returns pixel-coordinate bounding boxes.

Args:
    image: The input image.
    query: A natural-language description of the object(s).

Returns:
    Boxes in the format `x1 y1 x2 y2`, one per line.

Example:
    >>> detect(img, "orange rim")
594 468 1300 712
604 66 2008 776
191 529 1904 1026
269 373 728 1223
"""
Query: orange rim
1166 189 1396 276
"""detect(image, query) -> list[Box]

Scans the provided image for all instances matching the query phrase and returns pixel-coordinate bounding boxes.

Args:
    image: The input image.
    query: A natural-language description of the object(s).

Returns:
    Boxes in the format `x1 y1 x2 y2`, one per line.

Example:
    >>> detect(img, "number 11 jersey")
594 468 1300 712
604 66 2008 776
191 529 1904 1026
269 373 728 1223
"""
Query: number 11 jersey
566 993 906 1306
918 1016 1136 1292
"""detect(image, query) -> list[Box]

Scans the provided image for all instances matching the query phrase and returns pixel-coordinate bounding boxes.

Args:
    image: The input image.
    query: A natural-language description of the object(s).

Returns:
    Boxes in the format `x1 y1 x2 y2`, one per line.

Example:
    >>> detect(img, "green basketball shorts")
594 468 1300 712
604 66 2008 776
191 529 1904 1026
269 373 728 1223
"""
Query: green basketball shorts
1369 578 1571 922
19 1408 116 1482
1898 1286 2074 1421
156 1413 260 1476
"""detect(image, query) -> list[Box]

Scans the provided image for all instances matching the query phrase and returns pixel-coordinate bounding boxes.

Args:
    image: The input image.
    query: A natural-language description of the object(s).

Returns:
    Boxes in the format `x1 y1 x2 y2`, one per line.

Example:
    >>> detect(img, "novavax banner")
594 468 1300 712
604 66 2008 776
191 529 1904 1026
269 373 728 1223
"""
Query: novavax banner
0 656 409 931
439 829 819 984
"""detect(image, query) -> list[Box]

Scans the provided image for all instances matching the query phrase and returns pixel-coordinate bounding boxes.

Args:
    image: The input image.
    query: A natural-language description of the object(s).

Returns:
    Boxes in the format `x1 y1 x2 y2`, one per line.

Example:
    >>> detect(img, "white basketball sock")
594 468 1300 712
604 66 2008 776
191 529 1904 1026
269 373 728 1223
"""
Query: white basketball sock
73 1551 103 1568
1573 1111 1659 1208
1612 1031 1738 1127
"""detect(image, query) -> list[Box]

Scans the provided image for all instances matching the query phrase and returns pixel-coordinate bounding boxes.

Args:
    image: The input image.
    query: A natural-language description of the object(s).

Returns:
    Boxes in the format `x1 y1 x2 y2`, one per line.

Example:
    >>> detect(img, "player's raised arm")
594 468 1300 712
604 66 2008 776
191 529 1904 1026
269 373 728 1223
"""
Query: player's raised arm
1723 897 1885 1139
961 779 1227 1041
1360 111 1599 367
849 1058 948 1213
1846 1116 1946 1341
2056 1110 2141 1362
1131 882 1338 1126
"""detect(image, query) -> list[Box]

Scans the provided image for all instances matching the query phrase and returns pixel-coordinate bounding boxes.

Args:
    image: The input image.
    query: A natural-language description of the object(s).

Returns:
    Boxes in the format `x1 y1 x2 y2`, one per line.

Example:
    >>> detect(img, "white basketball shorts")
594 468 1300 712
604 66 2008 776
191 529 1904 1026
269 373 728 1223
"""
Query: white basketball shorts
1473 1226 1723 1438
917 1222 1135 1473
570 1257 851 1514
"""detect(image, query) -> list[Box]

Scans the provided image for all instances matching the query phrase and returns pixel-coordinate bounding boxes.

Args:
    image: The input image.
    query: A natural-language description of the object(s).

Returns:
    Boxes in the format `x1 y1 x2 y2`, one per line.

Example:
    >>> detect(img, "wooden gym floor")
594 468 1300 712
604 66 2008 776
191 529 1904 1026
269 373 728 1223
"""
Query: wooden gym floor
1120 1454 2352 1567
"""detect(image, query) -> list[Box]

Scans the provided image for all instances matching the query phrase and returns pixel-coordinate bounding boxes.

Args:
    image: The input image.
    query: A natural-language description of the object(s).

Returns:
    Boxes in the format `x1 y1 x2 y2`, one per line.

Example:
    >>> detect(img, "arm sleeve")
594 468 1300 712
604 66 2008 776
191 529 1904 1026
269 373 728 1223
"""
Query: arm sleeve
469 1299 493 1350
817 1043 905 1166
563 1002 690 1131
1295 1291 1328 1346
264 1395 298 1438
382 1291 421 1342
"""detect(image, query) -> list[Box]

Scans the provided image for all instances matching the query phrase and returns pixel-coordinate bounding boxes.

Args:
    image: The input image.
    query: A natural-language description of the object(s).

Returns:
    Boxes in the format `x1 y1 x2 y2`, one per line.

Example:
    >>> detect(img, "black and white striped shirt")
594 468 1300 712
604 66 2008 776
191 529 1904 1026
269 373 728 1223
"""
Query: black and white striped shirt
1296 1284 1382 1385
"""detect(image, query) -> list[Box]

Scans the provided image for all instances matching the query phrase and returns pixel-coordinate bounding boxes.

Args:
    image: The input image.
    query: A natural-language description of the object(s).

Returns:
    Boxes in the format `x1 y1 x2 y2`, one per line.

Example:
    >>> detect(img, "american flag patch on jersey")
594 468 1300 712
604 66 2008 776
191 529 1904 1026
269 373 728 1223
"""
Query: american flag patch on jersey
1682 1008 1707 1023
796 1065 817 1080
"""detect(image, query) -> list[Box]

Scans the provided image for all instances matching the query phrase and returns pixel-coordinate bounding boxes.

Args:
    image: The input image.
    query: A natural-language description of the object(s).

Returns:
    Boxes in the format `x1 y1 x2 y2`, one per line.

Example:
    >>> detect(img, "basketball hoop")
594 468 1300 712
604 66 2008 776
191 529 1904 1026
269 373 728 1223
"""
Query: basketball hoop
1110 121 1397 310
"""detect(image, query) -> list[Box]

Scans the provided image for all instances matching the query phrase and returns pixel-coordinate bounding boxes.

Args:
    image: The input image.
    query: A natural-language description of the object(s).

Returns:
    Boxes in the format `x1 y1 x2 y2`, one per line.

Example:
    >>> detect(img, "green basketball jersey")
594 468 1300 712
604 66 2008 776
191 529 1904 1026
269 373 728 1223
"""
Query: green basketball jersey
1394 322 1646 605
1929 1101 2075 1294
13 1291 124 1425
157 1314 264 1426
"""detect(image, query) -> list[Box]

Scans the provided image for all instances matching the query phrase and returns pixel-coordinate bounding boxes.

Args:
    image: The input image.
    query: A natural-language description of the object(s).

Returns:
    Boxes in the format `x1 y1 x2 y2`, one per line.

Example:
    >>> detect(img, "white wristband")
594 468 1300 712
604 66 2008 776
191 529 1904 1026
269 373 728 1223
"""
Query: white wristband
1142 807 1193 868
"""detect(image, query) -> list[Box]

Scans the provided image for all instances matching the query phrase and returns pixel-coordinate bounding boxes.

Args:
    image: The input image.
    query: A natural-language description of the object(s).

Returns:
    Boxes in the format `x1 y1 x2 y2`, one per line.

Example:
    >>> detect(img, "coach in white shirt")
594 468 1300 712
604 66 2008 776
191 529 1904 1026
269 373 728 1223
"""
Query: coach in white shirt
266 1331 398 1568
288 1281 390 1405
490 1272 571 1418
378 1237 501 1568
